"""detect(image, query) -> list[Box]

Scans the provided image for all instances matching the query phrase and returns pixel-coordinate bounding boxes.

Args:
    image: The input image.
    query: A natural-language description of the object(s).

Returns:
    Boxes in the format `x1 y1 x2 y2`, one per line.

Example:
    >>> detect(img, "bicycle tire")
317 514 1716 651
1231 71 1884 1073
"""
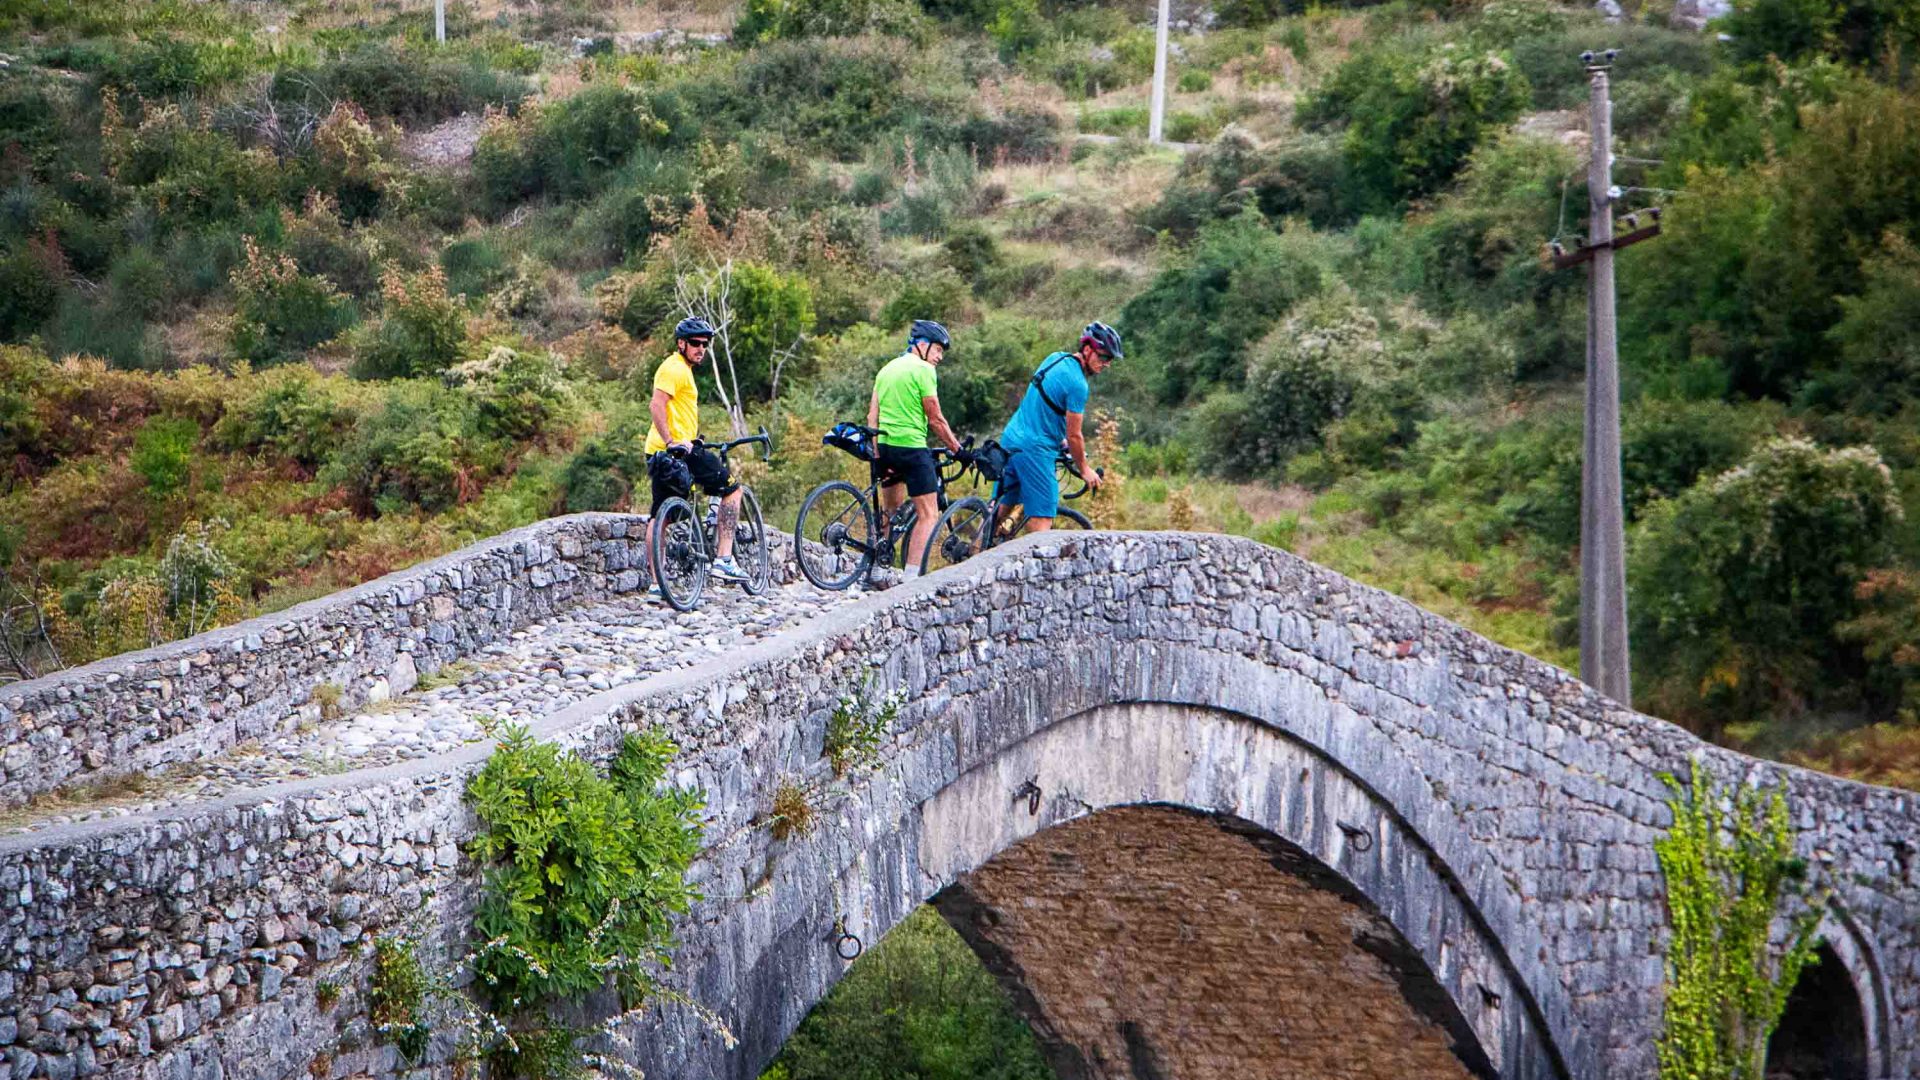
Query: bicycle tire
651 497 708 611
921 496 991 576
1055 507 1092 530
794 481 876 591
986 503 1091 548
735 487 772 596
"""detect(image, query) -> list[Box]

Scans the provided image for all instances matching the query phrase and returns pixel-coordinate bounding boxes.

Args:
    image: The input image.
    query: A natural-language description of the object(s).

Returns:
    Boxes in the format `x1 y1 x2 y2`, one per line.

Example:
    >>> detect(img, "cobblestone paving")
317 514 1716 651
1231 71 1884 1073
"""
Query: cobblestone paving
11 578 869 833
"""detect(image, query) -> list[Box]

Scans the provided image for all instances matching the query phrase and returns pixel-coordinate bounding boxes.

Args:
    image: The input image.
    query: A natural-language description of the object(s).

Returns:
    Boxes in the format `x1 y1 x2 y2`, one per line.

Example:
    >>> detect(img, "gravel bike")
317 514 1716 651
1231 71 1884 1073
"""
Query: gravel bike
793 425 973 590
919 450 1097 576
650 429 774 612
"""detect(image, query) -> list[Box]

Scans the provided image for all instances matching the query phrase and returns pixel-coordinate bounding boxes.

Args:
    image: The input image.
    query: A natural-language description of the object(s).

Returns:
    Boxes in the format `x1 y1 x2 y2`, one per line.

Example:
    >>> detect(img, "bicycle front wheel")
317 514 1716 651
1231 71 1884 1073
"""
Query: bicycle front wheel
794 481 876 591
921 496 991 576
735 486 772 596
651 496 708 611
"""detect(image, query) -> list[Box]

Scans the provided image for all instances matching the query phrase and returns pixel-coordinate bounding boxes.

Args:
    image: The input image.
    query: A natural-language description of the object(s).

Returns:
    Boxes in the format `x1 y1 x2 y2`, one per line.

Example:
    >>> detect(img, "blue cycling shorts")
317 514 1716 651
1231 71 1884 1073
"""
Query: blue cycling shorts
996 447 1060 518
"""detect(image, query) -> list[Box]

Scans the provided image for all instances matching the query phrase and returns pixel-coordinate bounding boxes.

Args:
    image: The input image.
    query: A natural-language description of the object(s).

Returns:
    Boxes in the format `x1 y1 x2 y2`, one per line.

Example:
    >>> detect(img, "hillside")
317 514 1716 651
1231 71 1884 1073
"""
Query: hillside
0 0 1916 792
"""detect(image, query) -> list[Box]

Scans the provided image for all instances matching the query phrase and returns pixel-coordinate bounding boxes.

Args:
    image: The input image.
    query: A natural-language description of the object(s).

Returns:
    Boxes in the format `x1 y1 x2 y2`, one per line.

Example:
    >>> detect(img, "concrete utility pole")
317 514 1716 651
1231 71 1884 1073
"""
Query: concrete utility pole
435 0 446 42
1549 51 1664 702
1555 50 1639 703
1148 0 1171 143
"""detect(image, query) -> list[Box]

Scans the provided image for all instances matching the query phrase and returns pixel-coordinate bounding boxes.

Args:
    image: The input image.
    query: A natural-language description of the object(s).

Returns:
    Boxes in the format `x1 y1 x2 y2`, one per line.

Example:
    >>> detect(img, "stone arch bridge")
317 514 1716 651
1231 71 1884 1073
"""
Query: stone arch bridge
0 518 1914 1080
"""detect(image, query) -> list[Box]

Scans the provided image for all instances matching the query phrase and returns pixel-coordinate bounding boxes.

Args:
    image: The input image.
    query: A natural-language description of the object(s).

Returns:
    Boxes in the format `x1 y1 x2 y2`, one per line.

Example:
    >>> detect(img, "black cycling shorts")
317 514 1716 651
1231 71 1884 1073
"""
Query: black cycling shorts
648 447 735 514
873 443 938 498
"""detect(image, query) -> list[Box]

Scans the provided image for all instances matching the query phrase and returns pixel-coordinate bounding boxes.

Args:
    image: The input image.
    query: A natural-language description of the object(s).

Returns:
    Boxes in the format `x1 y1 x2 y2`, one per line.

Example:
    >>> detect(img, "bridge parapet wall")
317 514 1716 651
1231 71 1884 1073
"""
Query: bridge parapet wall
0 532 1913 1080
0 514 661 807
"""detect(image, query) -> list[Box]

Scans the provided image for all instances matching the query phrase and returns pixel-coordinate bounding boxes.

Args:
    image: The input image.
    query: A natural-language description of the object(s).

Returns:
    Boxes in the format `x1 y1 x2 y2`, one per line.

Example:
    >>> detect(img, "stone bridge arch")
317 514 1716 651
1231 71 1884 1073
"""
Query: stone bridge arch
631 685 1579 1080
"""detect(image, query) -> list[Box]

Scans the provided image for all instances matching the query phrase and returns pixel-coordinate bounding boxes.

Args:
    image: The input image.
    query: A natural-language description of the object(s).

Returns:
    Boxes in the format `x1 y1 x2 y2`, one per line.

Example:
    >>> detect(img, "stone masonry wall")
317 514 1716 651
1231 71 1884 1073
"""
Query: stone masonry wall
0 515 670 807
0 532 1914 1080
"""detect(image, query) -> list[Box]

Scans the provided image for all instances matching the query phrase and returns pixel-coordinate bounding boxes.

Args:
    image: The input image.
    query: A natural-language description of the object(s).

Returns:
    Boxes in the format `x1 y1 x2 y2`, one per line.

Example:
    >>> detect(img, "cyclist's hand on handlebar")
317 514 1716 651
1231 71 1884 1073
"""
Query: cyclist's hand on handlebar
1085 468 1104 492
669 440 693 455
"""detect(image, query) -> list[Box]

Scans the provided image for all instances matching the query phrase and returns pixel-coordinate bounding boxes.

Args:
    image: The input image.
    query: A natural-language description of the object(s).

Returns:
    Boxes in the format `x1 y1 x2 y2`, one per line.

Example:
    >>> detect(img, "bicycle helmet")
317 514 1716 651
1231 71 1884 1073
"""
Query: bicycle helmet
907 319 951 349
1080 321 1123 359
674 316 716 341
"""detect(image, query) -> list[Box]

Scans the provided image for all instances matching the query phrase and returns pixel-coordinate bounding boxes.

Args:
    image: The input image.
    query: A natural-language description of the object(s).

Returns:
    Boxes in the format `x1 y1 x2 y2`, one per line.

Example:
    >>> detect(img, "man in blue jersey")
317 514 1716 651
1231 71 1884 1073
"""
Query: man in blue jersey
995 321 1119 533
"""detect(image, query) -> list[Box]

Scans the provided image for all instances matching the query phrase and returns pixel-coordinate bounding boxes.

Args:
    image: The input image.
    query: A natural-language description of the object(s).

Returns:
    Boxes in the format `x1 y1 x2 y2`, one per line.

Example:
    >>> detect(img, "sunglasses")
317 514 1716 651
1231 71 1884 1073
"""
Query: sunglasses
684 339 712 349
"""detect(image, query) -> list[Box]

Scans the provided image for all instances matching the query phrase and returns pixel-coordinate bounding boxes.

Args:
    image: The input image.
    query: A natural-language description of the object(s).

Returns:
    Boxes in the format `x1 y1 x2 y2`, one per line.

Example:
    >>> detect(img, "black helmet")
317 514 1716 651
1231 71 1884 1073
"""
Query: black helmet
675 317 716 341
907 319 951 349
1080 321 1123 359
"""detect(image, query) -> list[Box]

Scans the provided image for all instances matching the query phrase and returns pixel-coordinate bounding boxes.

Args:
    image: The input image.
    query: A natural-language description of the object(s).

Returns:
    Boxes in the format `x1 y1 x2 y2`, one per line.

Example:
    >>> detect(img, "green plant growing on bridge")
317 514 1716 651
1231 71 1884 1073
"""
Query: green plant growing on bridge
369 936 433 1064
770 778 817 841
465 723 704 1068
825 678 902 777
1656 759 1822 1080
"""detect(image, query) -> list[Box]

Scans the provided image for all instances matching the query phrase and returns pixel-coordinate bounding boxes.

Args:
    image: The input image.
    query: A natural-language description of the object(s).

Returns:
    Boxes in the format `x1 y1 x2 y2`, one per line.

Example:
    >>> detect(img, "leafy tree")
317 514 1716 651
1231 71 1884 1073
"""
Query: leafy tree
765 906 1053 1080
1121 209 1338 403
1720 0 1920 66
729 261 817 401
1630 437 1905 736
1299 44 1530 212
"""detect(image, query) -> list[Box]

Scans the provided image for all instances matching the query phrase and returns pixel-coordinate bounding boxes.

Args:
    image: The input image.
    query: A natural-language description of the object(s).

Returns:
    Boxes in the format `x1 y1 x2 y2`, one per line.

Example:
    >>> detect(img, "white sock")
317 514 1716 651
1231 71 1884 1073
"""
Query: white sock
903 565 920 580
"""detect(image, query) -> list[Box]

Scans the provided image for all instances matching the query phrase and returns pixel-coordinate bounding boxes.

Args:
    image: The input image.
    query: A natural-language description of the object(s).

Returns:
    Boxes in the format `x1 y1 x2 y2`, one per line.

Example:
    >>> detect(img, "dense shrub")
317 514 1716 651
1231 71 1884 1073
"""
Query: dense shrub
466 726 702 1007
1299 44 1530 212
229 239 357 366
129 416 198 497
473 83 671 209
728 261 817 400
1121 210 1339 402
214 368 360 468
735 0 925 43
1624 77 1920 400
322 380 502 514
1720 0 1920 66
351 266 468 380
269 43 531 127
766 907 1053 1080
1630 438 1905 735
447 345 577 443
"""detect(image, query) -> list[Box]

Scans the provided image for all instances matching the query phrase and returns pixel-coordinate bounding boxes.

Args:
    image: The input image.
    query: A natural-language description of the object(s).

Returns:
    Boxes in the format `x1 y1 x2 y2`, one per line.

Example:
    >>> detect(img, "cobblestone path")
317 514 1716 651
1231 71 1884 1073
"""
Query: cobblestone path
12 578 869 833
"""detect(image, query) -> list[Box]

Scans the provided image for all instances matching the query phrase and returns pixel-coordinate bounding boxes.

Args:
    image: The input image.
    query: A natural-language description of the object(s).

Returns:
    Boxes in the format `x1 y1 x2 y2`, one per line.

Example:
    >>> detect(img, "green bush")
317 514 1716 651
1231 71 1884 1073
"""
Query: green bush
1178 68 1214 93
1233 293 1402 476
1299 43 1530 212
1121 210 1340 402
130 416 198 498
442 237 511 301
735 0 925 43
467 725 703 1009
1630 437 1905 735
474 84 671 209
0 238 63 341
214 369 358 469
352 267 468 380
230 241 358 367
269 43 531 126
449 346 578 443
765 907 1052 1080
878 267 970 333
322 380 501 514
1720 0 1920 66
559 438 641 512
1805 233 1920 414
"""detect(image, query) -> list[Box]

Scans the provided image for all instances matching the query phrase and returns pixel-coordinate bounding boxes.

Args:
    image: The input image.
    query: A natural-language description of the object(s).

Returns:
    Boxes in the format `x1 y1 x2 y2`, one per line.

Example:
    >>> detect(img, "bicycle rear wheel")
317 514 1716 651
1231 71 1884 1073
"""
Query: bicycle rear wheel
651 497 708 611
921 496 991 576
734 487 772 595
989 503 1090 545
794 481 876 591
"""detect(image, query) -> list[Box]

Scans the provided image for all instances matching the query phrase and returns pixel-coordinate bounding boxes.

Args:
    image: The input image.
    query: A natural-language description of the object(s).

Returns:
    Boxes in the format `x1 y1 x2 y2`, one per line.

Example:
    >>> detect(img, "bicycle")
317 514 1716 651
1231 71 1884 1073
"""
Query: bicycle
792 424 973 591
919 450 1097 576
649 428 775 612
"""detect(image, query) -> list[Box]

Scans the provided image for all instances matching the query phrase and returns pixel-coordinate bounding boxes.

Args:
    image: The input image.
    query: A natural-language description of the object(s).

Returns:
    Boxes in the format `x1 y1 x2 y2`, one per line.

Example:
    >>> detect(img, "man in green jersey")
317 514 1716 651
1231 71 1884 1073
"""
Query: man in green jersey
867 320 963 578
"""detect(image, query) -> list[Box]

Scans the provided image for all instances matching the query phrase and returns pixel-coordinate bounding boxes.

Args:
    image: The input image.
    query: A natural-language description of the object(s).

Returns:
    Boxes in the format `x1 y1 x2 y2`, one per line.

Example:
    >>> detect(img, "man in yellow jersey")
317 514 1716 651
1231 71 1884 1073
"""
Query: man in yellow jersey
867 320 964 579
646 317 748 584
